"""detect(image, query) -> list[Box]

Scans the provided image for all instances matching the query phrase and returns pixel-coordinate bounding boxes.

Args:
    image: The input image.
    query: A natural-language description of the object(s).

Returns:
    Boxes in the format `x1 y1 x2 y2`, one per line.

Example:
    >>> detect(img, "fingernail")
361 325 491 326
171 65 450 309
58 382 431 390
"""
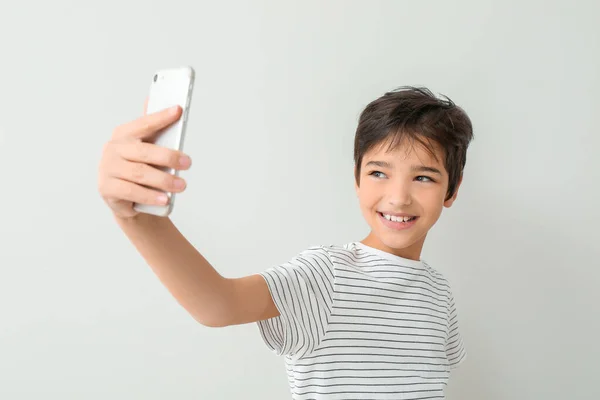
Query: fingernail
170 106 179 114
179 155 192 168
173 178 186 190
157 194 169 204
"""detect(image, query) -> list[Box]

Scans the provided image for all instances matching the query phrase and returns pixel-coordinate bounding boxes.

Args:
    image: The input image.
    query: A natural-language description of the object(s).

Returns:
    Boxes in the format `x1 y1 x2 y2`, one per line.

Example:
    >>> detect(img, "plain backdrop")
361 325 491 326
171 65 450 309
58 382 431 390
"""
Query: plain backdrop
1 1 598 399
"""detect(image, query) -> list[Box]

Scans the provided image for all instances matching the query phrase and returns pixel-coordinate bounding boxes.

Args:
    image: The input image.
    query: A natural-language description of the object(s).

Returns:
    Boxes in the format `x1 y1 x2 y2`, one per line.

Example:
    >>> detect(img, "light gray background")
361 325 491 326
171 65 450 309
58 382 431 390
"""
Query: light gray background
1 1 598 399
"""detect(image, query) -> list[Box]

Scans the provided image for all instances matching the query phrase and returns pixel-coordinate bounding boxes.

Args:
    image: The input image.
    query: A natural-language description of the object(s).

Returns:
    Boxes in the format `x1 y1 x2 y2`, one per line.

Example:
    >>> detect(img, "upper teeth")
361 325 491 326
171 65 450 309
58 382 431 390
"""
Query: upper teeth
383 214 414 222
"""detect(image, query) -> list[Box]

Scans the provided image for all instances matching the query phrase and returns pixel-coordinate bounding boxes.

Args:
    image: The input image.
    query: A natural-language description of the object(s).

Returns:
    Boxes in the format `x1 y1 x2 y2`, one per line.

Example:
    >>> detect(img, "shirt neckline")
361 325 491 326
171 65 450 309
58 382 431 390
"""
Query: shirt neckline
352 241 426 269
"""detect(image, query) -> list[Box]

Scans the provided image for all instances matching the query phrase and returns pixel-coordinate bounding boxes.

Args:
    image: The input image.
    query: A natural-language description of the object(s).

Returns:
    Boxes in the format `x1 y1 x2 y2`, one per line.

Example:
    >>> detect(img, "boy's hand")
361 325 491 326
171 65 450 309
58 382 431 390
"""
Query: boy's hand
100 102 279 329
98 102 192 219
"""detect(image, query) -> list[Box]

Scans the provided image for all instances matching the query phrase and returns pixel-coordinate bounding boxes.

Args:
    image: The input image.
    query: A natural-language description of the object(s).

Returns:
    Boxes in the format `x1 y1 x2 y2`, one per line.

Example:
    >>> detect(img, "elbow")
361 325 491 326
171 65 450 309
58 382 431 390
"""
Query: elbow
191 311 234 328
186 278 240 328
199 318 230 328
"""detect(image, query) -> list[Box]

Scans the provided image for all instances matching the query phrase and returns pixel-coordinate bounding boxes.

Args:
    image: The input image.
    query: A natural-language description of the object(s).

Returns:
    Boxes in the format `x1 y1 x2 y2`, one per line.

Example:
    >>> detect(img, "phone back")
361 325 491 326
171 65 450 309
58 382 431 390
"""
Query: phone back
146 67 194 151
133 66 195 217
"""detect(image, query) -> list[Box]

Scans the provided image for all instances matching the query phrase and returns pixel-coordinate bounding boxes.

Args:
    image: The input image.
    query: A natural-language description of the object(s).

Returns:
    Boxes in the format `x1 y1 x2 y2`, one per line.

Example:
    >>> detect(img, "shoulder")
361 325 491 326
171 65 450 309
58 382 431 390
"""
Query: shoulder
285 243 364 277
292 245 334 270
318 242 363 263
293 242 360 264
267 245 337 282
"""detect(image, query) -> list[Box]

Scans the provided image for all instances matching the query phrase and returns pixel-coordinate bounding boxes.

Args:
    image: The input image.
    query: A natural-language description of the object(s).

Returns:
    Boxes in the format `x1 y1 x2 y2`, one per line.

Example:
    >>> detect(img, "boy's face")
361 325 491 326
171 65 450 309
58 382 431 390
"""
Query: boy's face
355 139 461 261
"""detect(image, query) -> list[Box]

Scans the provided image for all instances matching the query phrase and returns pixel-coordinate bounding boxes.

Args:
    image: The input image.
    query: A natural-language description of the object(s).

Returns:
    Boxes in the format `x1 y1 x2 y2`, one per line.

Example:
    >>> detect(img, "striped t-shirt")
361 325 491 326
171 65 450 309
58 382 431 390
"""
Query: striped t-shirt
257 241 466 400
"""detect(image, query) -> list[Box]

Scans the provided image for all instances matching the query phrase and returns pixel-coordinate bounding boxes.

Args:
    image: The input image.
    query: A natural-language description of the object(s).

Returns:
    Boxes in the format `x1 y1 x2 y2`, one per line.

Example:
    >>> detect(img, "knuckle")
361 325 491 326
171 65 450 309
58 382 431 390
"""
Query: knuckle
123 182 135 199
138 188 154 205
155 149 176 168
146 193 157 205
100 179 119 199
130 162 146 182
169 151 181 167
141 121 152 134
105 140 123 158
134 141 149 162
163 175 175 190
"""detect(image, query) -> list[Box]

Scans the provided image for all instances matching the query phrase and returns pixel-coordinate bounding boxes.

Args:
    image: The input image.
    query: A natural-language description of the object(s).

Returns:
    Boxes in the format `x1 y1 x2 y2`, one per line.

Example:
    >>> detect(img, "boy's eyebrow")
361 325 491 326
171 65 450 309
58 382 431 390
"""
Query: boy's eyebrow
365 160 393 168
364 160 443 176
411 165 443 175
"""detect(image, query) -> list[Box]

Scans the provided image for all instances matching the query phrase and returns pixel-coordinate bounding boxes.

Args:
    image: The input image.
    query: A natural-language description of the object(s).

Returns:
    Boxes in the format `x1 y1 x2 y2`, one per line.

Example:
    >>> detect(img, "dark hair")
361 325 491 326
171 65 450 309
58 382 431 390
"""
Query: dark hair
354 86 474 200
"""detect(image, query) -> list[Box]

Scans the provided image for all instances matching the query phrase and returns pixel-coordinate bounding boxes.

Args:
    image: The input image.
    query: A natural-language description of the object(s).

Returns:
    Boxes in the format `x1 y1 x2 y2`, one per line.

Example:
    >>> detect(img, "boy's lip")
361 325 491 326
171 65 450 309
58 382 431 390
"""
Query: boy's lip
378 211 418 218
377 212 419 230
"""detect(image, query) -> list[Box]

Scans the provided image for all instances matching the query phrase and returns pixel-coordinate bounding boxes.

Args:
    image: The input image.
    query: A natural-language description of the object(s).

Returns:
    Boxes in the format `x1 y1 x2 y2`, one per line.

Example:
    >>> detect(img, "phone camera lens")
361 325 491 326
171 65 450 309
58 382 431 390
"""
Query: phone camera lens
153 74 158 82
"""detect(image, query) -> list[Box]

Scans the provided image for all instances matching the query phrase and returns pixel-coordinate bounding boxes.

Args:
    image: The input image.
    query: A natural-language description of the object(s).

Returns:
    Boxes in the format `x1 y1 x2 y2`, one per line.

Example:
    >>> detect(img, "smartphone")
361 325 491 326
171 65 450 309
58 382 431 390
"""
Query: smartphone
133 66 195 217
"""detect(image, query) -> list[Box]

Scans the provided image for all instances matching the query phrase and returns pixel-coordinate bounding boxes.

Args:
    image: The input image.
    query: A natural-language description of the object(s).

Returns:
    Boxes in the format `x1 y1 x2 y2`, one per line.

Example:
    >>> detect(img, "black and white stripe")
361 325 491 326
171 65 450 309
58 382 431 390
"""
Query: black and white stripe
258 242 466 399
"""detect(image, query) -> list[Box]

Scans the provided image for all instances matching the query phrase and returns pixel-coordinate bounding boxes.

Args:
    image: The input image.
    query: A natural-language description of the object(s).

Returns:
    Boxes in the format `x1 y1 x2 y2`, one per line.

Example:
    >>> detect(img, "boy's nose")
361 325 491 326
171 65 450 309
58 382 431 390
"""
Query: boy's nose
387 186 413 207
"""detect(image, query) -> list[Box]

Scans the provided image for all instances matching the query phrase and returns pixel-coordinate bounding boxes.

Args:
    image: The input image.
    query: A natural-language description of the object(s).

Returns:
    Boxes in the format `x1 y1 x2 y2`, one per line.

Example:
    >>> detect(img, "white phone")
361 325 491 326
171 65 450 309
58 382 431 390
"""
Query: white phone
133 66 195 217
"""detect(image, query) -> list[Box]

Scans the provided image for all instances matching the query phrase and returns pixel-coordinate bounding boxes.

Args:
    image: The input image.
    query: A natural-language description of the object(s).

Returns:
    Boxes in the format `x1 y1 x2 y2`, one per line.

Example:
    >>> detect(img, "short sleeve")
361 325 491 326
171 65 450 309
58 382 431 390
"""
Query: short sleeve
446 292 467 369
256 246 335 360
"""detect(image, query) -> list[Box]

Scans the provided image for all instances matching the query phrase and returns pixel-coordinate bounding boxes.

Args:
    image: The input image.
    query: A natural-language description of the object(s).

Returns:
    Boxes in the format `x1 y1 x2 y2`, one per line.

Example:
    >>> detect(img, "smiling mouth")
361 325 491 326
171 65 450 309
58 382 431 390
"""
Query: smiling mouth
378 212 418 223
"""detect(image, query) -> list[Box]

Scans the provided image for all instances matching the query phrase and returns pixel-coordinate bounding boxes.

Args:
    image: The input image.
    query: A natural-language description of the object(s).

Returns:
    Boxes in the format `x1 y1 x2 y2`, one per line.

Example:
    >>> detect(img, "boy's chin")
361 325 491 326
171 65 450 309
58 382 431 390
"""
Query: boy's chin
379 235 414 251
368 225 426 253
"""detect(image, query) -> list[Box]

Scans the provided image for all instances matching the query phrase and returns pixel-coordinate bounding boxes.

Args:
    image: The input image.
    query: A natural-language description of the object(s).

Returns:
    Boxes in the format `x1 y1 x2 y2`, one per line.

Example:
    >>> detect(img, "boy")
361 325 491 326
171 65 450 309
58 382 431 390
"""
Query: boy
98 86 473 399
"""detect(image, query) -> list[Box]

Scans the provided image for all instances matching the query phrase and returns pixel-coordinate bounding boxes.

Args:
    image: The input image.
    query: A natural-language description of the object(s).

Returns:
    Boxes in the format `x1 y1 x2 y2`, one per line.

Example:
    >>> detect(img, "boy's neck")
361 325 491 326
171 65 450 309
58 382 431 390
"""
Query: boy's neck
360 231 425 261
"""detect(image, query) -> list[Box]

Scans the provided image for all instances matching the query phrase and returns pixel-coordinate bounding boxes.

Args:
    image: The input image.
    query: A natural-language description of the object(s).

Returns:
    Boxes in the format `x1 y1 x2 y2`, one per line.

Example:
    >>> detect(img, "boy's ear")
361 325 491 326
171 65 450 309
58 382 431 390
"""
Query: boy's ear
354 165 360 194
444 174 463 208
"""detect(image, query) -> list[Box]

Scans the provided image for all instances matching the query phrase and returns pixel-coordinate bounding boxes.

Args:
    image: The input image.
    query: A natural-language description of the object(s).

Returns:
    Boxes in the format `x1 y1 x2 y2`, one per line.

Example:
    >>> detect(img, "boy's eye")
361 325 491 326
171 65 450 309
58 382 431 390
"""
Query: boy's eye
369 171 387 179
416 175 435 183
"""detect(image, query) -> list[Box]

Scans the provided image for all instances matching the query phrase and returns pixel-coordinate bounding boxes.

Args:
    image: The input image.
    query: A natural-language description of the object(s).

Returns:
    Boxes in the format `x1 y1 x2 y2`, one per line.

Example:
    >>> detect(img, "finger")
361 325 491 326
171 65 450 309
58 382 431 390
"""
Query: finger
104 178 170 206
113 159 187 193
113 105 182 140
115 141 191 171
